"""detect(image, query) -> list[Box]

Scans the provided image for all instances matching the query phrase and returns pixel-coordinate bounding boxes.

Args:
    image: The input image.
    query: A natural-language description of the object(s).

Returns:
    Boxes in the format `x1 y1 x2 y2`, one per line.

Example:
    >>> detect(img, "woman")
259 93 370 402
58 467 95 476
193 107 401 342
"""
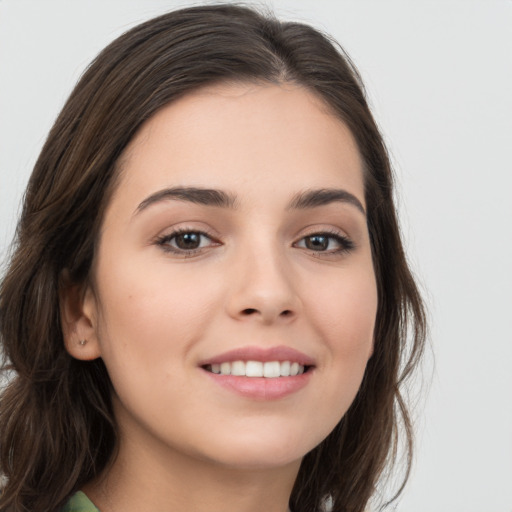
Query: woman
0 4 425 512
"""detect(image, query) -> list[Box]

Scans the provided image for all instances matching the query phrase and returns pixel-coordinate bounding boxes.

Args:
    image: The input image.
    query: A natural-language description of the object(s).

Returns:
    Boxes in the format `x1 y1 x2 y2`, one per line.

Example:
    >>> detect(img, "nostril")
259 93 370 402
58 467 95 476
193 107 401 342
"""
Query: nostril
238 308 294 320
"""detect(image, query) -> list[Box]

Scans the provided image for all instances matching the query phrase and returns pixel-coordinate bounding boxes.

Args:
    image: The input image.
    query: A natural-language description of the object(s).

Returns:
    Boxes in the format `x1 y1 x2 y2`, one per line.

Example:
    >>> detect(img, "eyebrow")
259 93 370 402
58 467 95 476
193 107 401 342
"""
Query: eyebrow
288 188 366 215
135 187 238 214
135 186 365 216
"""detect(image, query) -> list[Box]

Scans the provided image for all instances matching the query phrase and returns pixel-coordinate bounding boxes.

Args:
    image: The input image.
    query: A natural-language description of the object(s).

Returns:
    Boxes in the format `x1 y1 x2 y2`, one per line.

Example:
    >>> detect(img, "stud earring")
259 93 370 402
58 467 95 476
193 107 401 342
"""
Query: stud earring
79 339 87 346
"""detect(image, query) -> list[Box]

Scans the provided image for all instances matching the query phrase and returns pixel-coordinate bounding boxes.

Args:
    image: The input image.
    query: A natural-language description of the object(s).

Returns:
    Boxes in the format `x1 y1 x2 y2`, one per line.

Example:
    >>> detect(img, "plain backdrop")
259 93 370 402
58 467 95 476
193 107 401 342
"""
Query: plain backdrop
1 1 511 511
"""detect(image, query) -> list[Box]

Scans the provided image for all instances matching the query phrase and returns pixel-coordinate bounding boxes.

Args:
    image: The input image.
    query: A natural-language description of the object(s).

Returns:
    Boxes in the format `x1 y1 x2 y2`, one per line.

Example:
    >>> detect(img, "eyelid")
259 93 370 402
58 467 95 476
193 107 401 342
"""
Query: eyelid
154 226 221 256
293 228 355 255
152 224 355 258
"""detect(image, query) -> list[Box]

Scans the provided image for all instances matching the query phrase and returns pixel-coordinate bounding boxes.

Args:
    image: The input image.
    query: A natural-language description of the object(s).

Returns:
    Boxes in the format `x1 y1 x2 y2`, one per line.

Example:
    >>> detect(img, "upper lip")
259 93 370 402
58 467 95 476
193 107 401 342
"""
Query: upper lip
199 345 316 367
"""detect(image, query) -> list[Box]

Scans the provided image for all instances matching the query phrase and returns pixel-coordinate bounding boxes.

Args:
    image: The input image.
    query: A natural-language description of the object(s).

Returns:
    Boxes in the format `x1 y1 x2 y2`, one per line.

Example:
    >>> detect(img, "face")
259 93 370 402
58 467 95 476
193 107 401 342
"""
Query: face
68 83 377 471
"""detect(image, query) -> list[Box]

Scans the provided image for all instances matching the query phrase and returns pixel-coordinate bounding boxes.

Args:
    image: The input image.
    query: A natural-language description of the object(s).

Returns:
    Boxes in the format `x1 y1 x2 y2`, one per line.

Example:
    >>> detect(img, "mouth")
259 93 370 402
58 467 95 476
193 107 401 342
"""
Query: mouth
202 360 312 377
199 346 315 400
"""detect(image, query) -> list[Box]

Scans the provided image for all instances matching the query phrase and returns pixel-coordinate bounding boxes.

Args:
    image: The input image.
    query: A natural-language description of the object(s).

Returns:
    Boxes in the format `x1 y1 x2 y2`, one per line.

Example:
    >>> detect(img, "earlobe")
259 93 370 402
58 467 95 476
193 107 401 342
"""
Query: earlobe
59 271 102 361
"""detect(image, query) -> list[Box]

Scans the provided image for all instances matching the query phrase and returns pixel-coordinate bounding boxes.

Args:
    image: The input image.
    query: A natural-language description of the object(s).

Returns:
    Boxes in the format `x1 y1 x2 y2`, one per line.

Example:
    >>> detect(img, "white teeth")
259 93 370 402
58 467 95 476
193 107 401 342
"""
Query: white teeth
231 360 245 376
290 362 299 376
280 360 291 376
245 361 263 377
220 362 231 375
263 361 280 378
207 360 306 377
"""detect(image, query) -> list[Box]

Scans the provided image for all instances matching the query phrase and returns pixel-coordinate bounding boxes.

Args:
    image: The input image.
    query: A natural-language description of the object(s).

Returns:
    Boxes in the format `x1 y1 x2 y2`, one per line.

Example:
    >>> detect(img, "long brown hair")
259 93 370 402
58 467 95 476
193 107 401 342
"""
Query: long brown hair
0 4 426 511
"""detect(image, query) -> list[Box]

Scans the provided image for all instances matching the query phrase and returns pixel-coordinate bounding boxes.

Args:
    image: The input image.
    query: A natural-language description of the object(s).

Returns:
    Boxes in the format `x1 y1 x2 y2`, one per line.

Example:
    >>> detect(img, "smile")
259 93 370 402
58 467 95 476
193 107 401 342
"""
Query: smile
204 360 308 377
200 346 315 400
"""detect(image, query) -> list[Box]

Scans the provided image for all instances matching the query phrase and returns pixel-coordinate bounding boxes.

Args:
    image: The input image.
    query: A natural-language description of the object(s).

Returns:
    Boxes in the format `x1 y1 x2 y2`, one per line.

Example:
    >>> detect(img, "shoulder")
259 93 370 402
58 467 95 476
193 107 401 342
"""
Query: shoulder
60 491 100 512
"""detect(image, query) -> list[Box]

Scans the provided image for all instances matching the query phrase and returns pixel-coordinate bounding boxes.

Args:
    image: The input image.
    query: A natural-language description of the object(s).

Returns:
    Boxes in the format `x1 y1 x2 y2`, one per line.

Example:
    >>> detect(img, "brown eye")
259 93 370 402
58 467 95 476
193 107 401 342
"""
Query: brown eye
304 235 329 251
174 232 202 250
157 230 217 255
295 232 355 254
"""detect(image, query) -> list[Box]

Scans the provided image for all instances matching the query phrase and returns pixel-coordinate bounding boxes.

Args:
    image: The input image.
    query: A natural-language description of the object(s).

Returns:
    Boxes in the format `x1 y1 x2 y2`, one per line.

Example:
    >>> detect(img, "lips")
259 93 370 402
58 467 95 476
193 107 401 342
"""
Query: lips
199 345 315 400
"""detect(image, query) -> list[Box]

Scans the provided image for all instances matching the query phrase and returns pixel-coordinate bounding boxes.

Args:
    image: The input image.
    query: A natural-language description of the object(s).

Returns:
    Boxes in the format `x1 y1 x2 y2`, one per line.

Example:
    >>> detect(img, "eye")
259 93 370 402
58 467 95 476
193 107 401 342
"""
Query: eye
294 232 354 254
156 229 218 255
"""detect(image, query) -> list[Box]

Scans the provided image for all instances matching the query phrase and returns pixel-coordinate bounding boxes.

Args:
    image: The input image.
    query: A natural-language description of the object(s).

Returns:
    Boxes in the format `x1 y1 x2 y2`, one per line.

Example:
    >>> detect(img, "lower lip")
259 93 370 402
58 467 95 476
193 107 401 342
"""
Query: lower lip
202 369 313 400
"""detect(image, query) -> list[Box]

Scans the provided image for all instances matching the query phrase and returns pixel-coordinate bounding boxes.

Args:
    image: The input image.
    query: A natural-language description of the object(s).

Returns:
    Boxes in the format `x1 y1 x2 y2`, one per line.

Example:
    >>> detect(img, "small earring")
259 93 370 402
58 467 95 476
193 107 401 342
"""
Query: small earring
79 339 87 346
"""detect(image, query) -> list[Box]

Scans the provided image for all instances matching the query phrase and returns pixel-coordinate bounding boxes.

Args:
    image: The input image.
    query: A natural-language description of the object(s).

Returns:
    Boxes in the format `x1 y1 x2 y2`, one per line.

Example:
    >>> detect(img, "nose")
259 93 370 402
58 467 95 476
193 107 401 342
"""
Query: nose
225 244 301 325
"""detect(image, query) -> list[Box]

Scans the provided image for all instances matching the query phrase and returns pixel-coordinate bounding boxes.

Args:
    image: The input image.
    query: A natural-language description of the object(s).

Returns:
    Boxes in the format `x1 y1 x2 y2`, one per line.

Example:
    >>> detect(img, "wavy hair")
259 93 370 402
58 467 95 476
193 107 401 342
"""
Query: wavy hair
0 4 426 511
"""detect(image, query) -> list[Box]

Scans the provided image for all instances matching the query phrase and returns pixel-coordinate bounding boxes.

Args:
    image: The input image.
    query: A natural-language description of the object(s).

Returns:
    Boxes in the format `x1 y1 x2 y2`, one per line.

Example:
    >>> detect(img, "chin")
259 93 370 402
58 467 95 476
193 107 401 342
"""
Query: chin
192 423 326 471
206 447 304 471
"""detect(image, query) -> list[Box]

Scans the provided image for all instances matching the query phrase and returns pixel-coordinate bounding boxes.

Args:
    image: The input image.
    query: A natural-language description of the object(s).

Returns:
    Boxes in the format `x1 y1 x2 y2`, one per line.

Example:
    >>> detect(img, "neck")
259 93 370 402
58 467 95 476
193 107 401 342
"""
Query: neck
83 430 299 512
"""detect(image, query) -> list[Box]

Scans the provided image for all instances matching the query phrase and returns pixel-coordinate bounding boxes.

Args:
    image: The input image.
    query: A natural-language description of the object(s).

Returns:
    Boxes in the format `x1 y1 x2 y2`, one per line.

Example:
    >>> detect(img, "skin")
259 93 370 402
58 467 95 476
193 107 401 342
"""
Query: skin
62 82 378 512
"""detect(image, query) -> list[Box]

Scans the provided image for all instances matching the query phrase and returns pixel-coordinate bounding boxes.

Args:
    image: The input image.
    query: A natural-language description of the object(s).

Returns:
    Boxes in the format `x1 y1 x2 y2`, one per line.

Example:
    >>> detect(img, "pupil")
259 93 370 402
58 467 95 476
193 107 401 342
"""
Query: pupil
176 233 200 249
306 235 328 251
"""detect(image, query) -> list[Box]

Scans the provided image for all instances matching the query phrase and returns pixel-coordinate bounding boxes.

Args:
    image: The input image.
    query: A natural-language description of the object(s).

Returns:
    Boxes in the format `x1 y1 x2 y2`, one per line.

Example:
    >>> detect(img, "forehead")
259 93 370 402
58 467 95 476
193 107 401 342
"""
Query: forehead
113 82 365 209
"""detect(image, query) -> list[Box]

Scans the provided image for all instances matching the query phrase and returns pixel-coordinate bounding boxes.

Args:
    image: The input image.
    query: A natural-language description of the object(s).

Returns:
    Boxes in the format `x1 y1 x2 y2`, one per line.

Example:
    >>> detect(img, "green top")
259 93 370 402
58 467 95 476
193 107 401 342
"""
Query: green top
61 491 100 512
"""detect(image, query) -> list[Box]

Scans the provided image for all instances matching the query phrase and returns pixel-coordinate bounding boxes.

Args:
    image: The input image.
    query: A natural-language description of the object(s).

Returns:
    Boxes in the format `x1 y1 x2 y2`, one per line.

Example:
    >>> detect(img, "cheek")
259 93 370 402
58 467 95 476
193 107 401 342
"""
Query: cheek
310 266 377 353
305 263 377 403
92 253 222 370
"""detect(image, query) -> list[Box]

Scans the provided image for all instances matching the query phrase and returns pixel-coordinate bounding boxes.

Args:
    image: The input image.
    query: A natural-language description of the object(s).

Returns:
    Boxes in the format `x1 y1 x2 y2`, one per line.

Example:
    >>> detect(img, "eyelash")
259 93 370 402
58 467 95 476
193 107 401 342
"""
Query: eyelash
294 229 355 256
155 228 355 257
155 228 219 257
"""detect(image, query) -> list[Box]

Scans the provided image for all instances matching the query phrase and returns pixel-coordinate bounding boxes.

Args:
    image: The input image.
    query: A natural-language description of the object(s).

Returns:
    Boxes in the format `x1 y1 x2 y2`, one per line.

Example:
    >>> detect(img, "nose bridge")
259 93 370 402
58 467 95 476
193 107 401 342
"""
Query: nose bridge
226 233 300 323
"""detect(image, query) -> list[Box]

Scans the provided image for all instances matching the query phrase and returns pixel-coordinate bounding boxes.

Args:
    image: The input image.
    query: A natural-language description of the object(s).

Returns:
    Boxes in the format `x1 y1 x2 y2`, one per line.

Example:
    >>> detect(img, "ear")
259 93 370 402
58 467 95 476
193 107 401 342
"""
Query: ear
59 271 102 361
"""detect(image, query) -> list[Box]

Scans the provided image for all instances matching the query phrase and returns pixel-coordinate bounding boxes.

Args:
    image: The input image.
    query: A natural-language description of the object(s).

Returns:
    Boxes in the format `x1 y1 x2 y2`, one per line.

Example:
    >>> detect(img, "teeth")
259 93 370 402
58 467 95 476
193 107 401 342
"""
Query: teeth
206 360 306 377
280 360 291 376
246 361 263 377
231 360 245 376
263 361 280 378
